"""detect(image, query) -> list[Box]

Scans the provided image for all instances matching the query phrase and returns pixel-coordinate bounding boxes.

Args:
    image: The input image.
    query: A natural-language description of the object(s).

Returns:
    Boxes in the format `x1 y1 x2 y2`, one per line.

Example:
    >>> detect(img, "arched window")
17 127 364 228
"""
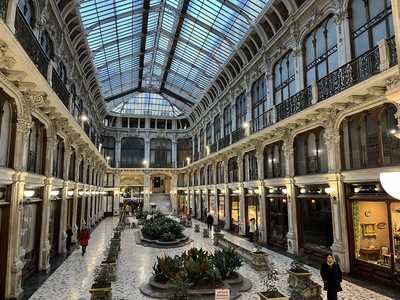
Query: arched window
150 138 172 168
17 0 35 27
68 147 76 181
341 104 400 170
52 135 64 178
251 75 268 130
216 161 224 184
304 16 338 86
58 61 68 84
40 30 54 59
27 118 46 174
243 150 258 181
294 127 328 175
235 92 246 128
206 122 212 146
223 105 232 137
274 51 296 104
0 94 15 168
120 137 144 168
101 136 115 167
349 0 394 57
213 114 221 142
228 157 238 183
263 142 285 178
207 165 213 184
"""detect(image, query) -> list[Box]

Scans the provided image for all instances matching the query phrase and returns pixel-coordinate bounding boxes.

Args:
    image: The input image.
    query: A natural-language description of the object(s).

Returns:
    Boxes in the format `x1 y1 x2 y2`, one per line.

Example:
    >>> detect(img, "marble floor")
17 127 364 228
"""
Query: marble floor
29 218 400 300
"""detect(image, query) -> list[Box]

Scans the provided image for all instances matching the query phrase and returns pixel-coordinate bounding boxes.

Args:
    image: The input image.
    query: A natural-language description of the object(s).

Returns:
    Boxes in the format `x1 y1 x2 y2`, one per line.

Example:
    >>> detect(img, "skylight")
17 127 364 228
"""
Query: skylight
79 0 267 113
106 92 184 117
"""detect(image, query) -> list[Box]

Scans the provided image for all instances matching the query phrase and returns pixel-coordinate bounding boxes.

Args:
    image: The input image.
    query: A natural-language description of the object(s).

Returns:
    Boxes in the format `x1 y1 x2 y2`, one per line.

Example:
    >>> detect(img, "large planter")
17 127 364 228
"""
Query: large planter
89 287 112 300
213 232 224 246
287 269 312 289
138 230 192 248
194 224 200 232
203 228 209 238
101 262 117 281
257 291 289 300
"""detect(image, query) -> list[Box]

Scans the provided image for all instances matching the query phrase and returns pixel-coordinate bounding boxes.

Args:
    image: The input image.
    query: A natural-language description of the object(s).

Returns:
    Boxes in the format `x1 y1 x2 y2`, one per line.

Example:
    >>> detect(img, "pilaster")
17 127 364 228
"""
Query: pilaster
223 184 230 230
257 180 267 243
115 135 121 168
14 118 31 172
38 178 52 271
285 180 299 254
58 181 68 254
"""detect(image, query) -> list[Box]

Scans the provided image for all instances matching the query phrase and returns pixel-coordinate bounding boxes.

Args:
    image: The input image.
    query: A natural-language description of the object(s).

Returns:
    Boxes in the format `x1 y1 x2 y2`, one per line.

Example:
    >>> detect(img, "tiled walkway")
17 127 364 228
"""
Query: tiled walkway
29 218 400 300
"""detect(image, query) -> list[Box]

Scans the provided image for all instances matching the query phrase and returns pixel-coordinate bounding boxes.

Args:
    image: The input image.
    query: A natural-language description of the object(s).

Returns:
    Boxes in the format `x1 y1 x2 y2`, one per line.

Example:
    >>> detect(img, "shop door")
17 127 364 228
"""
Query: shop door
76 197 82 231
267 197 288 249
217 194 225 226
230 195 240 233
49 199 61 258
245 196 260 235
0 204 10 298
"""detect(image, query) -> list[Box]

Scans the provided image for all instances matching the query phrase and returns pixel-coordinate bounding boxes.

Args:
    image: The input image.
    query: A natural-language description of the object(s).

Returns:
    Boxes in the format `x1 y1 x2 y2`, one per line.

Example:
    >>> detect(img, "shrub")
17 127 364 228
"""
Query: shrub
141 214 184 240
212 247 243 279
153 255 183 283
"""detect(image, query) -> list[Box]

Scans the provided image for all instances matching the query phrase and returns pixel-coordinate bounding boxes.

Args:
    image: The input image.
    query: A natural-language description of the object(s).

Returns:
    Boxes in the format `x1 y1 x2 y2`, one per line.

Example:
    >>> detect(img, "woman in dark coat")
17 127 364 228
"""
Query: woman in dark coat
65 225 73 252
320 253 342 300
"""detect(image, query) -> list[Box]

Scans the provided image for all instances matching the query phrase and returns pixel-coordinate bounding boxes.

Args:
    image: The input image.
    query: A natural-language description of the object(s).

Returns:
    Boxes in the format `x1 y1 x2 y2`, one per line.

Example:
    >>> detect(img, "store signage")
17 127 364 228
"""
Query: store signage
215 289 230 300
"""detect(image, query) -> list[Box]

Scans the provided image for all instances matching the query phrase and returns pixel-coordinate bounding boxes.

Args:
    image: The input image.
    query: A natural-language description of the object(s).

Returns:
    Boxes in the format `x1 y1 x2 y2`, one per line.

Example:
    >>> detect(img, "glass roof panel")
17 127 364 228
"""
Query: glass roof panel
79 0 267 113
107 92 184 117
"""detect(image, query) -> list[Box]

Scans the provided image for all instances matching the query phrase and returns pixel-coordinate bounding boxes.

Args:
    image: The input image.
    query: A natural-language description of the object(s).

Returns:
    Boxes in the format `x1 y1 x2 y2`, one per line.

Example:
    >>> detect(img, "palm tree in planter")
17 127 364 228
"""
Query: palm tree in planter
257 264 288 300
287 257 312 289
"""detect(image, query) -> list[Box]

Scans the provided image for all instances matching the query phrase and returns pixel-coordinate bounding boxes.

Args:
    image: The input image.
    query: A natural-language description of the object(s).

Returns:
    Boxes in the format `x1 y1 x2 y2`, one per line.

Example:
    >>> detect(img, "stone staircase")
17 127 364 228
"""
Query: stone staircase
149 193 172 214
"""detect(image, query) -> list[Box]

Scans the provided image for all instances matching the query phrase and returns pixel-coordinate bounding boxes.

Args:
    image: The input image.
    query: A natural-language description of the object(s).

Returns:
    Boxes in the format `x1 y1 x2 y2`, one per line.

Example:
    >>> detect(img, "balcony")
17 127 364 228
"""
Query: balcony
15 9 49 79
218 135 231 150
317 46 380 102
231 127 245 144
52 69 70 109
193 152 199 162
150 162 173 168
388 37 398 67
251 108 274 133
276 86 312 122
209 142 217 154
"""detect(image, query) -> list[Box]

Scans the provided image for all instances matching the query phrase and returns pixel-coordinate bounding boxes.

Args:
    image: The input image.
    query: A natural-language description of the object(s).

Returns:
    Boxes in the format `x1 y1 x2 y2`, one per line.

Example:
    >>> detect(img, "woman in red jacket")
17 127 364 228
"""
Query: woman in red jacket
79 226 90 256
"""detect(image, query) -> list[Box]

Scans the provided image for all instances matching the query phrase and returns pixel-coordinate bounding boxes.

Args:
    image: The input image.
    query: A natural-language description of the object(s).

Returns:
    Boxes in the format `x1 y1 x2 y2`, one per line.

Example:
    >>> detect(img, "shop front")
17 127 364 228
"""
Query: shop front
244 190 260 235
177 190 188 216
266 187 288 250
346 183 400 287
48 190 61 259
229 191 240 234
217 190 225 226
66 191 74 227
296 184 333 264
194 191 200 219
76 196 82 231
208 189 216 216
0 187 10 298
200 190 207 220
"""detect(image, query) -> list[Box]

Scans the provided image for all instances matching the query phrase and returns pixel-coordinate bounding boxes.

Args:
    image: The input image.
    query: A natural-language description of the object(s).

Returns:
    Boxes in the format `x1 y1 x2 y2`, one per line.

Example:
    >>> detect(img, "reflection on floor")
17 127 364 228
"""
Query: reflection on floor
29 218 399 300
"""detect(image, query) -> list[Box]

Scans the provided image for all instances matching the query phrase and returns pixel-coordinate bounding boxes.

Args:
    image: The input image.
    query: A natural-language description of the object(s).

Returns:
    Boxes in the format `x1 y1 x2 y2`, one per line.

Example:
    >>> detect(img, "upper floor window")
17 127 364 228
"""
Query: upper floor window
101 136 115 167
294 127 328 175
150 138 172 168
69 148 76 181
27 118 46 175
207 164 214 184
0 92 15 168
235 92 246 128
216 161 224 184
274 51 296 104
52 135 64 178
228 157 238 183
214 114 221 142
18 0 35 27
223 105 232 137
264 141 286 179
206 122 212 146
341 103 400 170
200 167 206 185
251 75 268 122
350 0 394 57
304 16 338 85
193 134 198 154
243 150 258 181
121 137 144 168
40 30 54 60
177 138 192 168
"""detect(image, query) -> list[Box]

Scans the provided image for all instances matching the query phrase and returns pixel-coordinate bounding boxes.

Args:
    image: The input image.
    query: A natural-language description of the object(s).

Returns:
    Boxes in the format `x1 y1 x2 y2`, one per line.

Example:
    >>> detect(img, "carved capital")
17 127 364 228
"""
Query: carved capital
16 118 32 136
23 92 47 109
324 128 341 146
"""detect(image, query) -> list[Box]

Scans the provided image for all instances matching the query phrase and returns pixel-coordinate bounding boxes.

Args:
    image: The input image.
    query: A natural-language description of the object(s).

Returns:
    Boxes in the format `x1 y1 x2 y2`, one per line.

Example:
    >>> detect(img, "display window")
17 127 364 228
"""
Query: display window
177 191 188 216
245 194 260 235
230 194 240 233
217 191 225 226
266 187 288 249
208 190 215 216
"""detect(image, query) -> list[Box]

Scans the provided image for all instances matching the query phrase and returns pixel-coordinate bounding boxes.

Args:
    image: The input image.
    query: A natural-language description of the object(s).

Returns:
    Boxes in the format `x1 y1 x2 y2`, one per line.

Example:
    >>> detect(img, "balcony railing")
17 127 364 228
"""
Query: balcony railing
275 86 312 122
251 108 274 133
317 46 380 102
15 9 49 79
209 142 217 154
193 152 199 162
150 162 173 168
0 0 7 19
52 69 70 108
388 36 397 67
231 127 245 144
218 135 231 150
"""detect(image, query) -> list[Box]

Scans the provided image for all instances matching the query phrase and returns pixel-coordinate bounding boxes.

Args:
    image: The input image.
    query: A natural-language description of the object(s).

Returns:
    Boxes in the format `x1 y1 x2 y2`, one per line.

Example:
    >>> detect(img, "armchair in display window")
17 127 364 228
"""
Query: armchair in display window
381 246 390 265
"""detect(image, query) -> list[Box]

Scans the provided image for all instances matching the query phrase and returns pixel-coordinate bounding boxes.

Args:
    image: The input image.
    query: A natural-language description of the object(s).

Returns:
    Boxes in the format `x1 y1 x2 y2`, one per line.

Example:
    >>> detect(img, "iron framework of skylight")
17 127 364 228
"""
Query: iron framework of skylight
107 92 184 117
79 0 267 113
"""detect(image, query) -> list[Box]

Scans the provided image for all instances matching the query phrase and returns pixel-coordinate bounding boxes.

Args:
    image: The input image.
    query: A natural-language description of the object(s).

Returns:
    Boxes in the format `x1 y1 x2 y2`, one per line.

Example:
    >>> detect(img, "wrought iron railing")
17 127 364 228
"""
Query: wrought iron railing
150 162 173 168
317 46 380 102
209 142 217 154
193 152 199 162
231 128 245 144
218 135 231 150
0 0 7 19
387 36 397 67
275 86 312 122
15 8 49 79
52 68 70 108
251 108 274 133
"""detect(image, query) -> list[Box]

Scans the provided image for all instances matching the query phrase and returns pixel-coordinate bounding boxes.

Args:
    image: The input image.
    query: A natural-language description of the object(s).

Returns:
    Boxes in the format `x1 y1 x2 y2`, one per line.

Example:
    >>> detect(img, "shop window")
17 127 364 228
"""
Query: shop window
228 157 238 183
230 195 240 233
391 202 400 272
267 195 288 249
264 142 285 179
245 195 260 234
243 150 258 181
52 136 64 178
217 191 225 226
0 97 14 168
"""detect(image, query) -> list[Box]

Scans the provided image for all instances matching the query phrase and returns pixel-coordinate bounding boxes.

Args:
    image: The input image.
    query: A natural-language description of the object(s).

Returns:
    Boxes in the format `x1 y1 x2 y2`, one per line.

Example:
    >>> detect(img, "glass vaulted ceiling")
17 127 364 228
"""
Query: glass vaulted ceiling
80 0 267 113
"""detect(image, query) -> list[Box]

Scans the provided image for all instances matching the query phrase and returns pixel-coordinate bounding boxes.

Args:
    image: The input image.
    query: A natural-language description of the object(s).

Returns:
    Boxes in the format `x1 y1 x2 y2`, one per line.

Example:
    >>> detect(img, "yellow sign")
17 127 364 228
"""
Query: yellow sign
215 289 230 300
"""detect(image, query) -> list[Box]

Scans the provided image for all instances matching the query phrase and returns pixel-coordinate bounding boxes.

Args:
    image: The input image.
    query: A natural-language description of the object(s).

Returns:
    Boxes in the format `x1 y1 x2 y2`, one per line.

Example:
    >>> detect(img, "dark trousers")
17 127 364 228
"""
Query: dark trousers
66 238 72 251
207 223 212 230
249 232 254 242
327 289 337 300
81 245 87 255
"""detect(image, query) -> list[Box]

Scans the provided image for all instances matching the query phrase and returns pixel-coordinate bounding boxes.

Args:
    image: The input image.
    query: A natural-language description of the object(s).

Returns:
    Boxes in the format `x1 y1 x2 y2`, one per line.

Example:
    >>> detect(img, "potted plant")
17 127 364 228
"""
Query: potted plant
194 224 200 232
90 266 112 300
257 264 288 300
287 257 311 289
203 228 209 238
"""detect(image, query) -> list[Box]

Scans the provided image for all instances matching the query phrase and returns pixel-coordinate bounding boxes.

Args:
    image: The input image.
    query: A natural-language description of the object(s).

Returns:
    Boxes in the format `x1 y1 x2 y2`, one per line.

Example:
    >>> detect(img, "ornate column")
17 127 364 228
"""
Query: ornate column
38 178 52 271
335 9 352 66
5 172 25 299
171 135 177 168
115 135 121 168
14 118 31 171
144 135 150 165
58 181 69 254
143 171 151 210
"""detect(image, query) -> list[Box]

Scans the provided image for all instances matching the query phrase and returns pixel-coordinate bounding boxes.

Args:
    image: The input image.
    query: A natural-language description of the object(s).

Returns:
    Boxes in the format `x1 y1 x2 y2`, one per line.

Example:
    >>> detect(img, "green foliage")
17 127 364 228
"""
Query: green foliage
153 255 183 283
290 256 308 273
92 266 111 289
142 214 184 240
212 247 243 279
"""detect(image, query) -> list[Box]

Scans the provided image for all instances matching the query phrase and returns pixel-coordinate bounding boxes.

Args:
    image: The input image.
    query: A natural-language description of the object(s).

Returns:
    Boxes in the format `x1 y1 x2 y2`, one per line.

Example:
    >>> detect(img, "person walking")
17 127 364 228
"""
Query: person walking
65 225 74 252
206 212 214 231
79 226 90 256
320 253 342 300
248 218 256 243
